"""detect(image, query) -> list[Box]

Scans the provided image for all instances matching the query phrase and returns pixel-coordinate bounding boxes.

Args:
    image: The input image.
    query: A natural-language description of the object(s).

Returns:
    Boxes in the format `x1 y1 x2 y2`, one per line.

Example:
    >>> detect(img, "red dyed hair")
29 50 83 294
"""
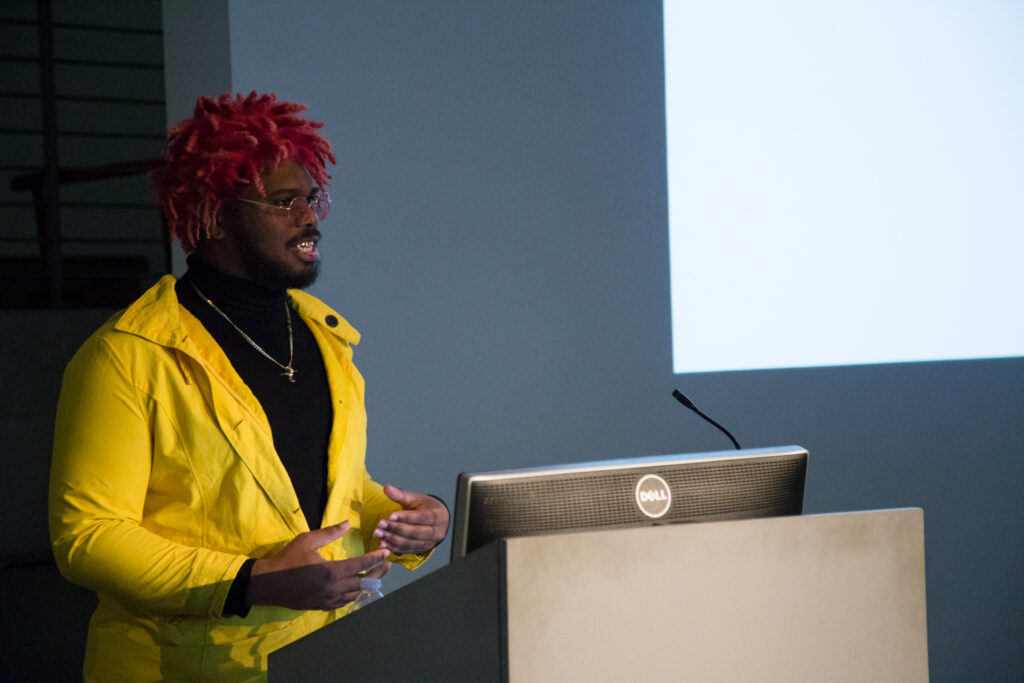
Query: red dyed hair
152 91 336 253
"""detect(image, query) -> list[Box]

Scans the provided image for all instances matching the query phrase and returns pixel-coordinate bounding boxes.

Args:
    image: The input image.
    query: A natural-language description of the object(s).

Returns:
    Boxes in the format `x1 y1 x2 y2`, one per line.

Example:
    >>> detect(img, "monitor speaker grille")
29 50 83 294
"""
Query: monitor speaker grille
465 455 805 553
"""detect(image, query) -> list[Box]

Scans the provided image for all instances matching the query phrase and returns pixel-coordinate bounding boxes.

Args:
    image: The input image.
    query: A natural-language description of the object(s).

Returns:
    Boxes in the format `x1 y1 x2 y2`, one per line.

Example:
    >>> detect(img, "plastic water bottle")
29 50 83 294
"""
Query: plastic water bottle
351 576 384 610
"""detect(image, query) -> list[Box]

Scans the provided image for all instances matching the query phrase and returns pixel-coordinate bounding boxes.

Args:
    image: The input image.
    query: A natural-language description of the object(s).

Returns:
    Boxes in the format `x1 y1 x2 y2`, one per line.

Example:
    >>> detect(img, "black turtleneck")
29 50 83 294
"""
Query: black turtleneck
176 257 332 529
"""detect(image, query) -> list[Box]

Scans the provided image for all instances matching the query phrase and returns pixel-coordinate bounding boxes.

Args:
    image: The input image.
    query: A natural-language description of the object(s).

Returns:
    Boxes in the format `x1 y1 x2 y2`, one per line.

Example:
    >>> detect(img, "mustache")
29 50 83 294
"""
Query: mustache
290 229 321 245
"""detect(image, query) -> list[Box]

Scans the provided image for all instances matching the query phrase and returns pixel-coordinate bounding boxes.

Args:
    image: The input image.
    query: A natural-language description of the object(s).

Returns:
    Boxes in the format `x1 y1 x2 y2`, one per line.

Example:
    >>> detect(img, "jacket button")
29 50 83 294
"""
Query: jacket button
325 315 338 327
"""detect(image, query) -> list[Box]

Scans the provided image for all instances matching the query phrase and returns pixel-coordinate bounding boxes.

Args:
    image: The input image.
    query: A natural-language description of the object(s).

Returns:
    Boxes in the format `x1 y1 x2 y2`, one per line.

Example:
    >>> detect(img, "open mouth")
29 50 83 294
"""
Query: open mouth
295 238 319 262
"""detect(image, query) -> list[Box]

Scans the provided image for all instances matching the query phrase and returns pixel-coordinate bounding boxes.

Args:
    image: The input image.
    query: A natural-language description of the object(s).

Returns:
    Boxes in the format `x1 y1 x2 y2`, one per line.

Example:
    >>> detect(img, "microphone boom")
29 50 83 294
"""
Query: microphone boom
672 389 742 450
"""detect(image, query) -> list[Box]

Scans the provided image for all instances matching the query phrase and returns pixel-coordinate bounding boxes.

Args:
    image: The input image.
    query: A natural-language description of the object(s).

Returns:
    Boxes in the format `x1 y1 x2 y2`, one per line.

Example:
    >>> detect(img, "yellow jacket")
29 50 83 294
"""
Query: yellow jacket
50 276 427 681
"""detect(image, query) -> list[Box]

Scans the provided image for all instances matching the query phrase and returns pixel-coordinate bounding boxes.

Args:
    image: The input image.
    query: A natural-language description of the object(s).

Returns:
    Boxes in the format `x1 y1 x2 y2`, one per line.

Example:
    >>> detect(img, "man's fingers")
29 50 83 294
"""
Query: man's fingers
364 561 392 580
375 518 431 541
375 490 448 555
307 521 350 550
354 548 391 572
326 558 390 608
382 484 408 506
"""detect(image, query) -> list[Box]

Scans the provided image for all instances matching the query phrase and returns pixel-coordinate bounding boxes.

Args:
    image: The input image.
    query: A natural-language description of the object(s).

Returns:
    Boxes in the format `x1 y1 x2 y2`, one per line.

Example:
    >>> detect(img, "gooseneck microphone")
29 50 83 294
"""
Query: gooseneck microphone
671 389 742 450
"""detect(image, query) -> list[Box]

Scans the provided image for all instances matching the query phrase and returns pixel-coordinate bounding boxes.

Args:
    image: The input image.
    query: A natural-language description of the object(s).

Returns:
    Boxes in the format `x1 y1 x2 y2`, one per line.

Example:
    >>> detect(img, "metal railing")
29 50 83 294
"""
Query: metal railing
0 0 168 308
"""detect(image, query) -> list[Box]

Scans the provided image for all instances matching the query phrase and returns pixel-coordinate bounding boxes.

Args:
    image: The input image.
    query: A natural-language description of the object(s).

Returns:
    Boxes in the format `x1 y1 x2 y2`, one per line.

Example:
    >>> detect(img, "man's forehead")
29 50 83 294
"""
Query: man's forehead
257 162 318 196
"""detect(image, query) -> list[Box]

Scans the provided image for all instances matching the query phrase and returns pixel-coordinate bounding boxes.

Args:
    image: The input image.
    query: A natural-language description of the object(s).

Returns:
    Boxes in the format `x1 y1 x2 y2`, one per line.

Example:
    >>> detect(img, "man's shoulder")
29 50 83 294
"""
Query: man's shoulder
112 275 184 338
71 275 184 360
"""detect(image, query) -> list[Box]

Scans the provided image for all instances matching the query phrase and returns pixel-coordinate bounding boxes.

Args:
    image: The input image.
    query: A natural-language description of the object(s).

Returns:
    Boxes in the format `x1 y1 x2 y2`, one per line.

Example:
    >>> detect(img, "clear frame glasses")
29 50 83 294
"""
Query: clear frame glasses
235 191 331 226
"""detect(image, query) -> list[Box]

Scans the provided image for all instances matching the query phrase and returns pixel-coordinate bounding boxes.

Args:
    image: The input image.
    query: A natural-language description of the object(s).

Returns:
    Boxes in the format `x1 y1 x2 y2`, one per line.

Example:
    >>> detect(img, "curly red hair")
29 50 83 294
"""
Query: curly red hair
152 91 337 253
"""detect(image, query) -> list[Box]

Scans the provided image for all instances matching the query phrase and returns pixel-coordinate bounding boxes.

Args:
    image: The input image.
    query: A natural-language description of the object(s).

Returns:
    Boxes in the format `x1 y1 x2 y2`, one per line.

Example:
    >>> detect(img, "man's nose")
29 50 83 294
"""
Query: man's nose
297 201 318 227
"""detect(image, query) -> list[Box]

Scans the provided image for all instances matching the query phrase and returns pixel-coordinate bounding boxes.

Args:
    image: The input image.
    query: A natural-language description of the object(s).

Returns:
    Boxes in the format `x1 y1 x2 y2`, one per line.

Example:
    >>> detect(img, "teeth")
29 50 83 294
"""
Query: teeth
296 241 314 252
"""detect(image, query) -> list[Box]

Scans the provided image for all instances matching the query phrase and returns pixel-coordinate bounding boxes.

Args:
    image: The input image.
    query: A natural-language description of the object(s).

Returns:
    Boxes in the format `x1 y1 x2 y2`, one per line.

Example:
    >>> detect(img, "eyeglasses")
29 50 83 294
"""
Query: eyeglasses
235 191 331 226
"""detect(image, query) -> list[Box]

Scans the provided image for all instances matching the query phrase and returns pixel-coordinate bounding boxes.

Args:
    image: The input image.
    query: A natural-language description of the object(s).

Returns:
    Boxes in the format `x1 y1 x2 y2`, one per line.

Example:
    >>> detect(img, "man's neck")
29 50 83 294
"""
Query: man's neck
184 255 287 310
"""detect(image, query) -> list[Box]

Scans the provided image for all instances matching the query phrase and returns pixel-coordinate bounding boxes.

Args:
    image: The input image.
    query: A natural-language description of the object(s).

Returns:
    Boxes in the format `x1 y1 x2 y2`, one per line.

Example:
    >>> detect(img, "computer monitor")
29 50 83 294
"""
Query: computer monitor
450 445 808 560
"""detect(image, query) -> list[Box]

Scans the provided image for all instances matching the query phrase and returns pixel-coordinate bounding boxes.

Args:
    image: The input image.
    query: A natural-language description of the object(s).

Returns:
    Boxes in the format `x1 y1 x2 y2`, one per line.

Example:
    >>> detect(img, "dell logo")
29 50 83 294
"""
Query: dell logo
635 474 672 518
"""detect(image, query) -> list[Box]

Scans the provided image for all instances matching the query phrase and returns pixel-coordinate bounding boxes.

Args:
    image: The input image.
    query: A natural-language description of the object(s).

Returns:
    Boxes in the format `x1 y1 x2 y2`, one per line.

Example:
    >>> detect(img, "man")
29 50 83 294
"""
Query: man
49 92 449 681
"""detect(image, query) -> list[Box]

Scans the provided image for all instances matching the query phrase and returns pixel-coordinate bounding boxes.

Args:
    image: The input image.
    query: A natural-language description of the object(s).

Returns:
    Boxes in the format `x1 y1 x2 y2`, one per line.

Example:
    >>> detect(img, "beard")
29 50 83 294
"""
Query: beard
236 239 321 290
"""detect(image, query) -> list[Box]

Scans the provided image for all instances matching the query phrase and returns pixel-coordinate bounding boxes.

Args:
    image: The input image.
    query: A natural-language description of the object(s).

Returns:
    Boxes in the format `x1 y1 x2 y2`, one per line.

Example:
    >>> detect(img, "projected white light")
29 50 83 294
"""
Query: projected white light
665 1 1024 373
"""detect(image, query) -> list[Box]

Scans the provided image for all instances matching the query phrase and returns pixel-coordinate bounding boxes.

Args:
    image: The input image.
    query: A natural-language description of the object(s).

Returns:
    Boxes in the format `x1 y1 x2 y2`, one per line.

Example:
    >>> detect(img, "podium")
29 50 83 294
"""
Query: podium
270 509 928 681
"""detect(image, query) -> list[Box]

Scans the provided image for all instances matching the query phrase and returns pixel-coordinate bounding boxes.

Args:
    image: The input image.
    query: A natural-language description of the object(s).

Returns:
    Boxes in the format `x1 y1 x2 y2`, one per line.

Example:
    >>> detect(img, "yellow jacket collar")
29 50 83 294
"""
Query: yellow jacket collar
114 275 361 348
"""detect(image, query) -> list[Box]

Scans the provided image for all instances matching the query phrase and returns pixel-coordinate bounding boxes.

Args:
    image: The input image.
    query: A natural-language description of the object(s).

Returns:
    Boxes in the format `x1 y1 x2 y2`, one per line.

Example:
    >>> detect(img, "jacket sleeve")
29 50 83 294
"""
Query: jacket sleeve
49 334 246 617
358 472 434 570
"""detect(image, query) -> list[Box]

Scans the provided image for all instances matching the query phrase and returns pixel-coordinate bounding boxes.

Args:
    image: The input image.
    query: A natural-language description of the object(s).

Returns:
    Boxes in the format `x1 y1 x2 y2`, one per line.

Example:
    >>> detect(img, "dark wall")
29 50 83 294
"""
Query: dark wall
0 0 168 306
0 310 110 676
1 0 167 674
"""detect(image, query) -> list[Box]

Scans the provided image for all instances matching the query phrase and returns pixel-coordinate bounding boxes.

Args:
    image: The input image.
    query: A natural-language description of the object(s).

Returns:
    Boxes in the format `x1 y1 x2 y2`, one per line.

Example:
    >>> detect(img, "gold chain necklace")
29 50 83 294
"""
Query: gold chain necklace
192 283 297 382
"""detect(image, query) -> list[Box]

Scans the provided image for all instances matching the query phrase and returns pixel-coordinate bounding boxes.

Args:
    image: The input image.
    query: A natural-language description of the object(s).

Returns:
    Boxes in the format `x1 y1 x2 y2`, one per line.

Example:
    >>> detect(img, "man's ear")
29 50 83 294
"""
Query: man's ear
206 206 228 240
191 222 226 259
208 201 242 241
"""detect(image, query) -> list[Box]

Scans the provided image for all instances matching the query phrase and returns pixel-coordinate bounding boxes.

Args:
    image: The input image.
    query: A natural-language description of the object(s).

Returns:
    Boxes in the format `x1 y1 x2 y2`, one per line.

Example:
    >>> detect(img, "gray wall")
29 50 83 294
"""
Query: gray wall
148 1 1024 680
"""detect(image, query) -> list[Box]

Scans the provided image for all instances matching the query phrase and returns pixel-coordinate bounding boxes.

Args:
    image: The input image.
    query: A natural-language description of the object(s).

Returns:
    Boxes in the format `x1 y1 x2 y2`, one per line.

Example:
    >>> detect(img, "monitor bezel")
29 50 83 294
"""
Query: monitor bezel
450 445 808 560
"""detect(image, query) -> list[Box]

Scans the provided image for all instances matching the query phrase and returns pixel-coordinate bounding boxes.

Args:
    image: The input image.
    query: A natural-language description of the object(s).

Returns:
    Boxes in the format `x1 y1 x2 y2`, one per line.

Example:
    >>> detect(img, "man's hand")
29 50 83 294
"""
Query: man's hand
248 522 391 611
373 485 450 555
